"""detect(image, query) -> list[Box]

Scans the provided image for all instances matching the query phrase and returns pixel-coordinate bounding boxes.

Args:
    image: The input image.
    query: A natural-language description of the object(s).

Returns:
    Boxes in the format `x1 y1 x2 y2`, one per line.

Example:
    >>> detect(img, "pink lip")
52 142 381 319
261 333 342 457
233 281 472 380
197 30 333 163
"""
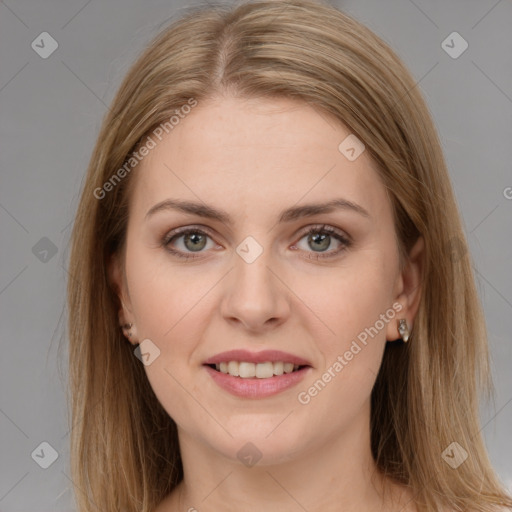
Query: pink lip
203 349 312 366
204 365 312 399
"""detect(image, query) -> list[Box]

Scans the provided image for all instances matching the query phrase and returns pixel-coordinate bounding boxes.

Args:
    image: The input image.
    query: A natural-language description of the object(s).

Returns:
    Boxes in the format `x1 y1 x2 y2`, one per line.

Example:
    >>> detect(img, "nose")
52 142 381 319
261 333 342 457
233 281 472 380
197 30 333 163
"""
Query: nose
220 247 290 334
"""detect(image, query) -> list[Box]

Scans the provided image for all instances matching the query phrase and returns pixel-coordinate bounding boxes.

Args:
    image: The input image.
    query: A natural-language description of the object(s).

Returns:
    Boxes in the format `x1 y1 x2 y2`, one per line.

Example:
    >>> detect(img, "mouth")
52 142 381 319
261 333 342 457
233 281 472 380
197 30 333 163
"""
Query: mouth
203 361 312 399
205 361 310 379
202 349 313 398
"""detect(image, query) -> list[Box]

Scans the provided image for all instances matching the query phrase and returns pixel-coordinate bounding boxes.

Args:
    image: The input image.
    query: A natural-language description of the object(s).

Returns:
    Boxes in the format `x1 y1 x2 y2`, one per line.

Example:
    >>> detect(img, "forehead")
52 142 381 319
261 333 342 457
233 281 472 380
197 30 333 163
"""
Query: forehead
131 96 390 223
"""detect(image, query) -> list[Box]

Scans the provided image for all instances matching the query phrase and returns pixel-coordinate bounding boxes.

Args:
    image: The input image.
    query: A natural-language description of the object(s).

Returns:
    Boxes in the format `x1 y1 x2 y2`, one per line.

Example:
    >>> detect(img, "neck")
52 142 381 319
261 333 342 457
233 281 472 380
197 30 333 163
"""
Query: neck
168 401 408 512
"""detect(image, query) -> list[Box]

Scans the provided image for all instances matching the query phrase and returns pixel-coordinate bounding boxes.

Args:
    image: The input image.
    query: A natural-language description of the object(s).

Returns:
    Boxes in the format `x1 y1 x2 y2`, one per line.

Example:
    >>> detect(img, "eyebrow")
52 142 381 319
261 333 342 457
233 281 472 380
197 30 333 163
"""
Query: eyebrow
145 197 371 224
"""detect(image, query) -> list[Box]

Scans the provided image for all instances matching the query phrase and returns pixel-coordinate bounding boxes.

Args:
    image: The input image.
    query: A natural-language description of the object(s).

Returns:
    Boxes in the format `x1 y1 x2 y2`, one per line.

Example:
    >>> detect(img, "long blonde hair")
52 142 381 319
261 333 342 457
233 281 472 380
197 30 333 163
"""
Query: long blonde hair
66 0 512 510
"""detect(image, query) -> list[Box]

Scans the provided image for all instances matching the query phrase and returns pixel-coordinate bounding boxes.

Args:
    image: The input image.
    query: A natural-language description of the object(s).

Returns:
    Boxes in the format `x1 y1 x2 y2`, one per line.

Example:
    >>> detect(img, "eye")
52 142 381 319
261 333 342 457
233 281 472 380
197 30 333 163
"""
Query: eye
162 226 218 259
291 224 351 260
161 224 351 261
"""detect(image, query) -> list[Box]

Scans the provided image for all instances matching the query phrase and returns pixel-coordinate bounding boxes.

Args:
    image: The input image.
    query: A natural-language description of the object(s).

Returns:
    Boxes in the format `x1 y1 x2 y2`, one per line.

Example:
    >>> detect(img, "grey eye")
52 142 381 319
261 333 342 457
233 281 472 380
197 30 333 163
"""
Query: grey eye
182 232 208 252
306 232 332 252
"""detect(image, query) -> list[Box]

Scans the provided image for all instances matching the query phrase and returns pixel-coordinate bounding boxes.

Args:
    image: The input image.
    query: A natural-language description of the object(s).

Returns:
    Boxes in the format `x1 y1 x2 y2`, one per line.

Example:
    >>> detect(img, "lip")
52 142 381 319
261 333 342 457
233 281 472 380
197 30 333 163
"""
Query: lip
203 349 312 366
204 365 312 399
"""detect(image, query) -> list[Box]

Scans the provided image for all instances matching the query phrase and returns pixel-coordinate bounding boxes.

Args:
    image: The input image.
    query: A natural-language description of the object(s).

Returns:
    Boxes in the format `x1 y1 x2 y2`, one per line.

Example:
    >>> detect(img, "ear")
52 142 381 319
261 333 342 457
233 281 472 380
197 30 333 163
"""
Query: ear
108 251 136 338
386 236 424 341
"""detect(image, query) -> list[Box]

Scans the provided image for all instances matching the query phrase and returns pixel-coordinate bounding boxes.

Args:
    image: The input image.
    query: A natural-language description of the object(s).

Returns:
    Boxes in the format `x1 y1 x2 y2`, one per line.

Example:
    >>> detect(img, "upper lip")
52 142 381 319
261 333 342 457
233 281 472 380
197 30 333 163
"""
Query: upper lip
203 349 312 366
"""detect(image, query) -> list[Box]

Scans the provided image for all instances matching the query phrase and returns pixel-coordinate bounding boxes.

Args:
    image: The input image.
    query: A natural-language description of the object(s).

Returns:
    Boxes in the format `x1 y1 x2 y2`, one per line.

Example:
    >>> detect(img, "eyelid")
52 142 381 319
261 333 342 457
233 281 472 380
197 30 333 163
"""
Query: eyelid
162 224 219 243
163 223 351 243
162 223 352 260
294 223 352 243
290 224 352 260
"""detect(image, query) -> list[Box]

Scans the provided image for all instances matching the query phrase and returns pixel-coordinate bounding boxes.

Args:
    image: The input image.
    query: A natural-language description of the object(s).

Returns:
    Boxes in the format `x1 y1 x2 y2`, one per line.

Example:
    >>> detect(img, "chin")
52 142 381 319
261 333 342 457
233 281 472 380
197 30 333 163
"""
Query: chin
201 419 311 466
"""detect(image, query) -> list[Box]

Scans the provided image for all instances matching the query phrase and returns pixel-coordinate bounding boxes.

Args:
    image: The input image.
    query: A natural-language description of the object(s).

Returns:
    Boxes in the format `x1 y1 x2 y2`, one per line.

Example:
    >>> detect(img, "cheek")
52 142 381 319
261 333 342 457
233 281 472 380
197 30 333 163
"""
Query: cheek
295 267 391 429
126 232 397 430
294 250 395 345
291 250 396 407
125 244 216 342
127 238 396 360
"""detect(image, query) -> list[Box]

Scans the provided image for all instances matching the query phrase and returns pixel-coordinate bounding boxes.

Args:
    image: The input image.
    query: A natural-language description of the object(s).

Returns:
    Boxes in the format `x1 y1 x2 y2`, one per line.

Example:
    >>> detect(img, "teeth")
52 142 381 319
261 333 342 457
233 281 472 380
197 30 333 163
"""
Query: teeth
213 361 302 379
273 361 284 376
255 362 273 378
239 362 256 378
227 360 239 376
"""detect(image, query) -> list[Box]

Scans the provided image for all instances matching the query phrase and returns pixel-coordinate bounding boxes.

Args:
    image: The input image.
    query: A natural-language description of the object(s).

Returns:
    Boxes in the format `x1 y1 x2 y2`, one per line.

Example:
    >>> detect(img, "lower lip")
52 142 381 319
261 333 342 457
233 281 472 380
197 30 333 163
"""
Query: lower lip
204 365 311 399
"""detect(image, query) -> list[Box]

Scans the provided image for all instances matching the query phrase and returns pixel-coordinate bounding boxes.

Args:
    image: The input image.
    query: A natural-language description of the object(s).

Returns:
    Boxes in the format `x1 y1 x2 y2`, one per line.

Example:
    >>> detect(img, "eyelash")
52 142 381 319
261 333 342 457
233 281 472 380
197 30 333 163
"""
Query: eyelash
161 224 352 261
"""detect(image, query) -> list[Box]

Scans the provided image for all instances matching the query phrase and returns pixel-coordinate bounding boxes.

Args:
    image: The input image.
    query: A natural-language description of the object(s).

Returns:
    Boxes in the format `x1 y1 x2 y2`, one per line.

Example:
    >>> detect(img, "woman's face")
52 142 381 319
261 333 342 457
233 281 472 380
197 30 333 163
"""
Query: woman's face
111 95 421 465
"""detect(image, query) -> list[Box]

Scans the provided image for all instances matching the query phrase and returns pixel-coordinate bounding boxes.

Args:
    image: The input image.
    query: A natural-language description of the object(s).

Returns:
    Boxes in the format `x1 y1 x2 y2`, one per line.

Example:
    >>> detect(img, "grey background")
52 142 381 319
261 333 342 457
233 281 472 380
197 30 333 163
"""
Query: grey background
0 0 511 510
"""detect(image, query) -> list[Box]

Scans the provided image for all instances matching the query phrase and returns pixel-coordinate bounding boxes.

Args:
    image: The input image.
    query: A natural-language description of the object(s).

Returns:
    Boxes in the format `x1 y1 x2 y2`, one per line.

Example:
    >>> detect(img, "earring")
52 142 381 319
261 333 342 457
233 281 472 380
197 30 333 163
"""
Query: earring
121 322 133 340
397 319 410 342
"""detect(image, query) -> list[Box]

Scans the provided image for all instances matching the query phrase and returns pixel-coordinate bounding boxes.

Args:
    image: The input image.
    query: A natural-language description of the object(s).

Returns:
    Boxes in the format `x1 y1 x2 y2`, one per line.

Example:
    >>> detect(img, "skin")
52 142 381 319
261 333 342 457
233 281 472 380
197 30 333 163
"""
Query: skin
110 95 424 511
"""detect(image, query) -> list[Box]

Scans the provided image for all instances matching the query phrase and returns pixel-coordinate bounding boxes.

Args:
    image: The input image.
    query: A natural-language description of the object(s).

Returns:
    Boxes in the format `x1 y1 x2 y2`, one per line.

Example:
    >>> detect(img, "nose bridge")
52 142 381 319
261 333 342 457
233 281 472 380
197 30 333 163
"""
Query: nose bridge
221 237 289 330
235 247 274 296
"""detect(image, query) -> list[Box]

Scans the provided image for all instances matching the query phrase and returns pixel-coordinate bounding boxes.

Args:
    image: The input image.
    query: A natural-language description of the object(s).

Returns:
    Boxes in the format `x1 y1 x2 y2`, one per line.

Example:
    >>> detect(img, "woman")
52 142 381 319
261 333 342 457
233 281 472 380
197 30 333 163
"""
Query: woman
66 0 512 510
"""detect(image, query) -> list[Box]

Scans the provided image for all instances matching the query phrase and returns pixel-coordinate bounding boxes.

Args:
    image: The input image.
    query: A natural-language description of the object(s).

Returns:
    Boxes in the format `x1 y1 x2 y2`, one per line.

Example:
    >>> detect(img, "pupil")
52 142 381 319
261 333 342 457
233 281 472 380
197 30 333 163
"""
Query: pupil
185 233 206 252
309 233 330 252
